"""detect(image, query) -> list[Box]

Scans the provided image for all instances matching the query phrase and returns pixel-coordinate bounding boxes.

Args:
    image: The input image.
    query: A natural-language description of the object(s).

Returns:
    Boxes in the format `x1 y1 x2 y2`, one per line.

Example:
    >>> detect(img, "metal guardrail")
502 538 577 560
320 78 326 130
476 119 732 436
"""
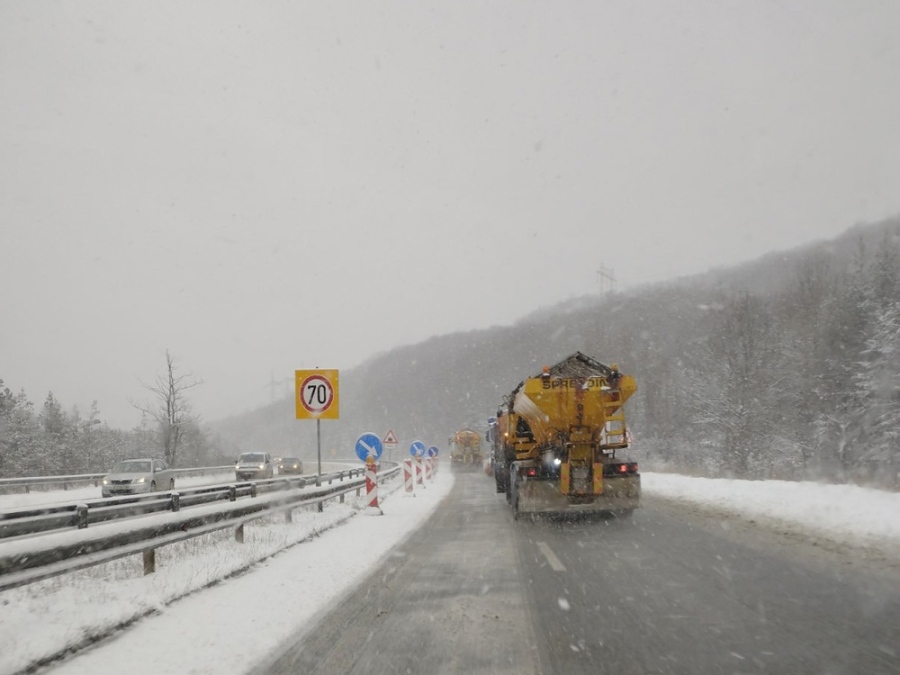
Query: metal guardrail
0 465 235 493
0 464 399 592
0 469 365 540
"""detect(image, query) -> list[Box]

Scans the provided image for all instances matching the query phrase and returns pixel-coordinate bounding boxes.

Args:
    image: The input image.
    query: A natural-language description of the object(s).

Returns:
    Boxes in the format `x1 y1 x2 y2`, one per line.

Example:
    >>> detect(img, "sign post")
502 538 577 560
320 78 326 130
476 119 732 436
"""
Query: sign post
428 446 439 478
383 429 399 463
410 440 426 488
295 369 340 486
355 433 384 515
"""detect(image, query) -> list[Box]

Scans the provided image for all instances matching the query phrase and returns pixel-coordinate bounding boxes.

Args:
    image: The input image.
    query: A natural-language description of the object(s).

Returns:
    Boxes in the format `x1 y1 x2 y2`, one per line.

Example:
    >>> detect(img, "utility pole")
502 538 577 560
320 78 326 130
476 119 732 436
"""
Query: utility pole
597 264 617 297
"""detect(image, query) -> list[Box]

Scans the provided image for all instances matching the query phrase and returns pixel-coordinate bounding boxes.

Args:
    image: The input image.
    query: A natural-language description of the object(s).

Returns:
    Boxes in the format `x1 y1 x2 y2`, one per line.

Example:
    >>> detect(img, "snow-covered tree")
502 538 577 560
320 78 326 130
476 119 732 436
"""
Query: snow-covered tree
690 293 783 477
131 350 202 467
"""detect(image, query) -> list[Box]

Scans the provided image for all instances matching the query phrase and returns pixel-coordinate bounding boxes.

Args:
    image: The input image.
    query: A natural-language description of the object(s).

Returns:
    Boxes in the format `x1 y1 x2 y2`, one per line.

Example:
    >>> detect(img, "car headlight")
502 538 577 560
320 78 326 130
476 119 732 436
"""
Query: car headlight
135 477 146 483
258 464 264 469
102 478 109 485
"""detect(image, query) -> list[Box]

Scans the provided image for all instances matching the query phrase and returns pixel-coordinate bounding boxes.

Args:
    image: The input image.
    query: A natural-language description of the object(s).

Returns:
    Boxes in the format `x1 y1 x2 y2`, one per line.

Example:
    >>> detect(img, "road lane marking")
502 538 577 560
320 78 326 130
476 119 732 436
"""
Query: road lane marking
536 541 567 571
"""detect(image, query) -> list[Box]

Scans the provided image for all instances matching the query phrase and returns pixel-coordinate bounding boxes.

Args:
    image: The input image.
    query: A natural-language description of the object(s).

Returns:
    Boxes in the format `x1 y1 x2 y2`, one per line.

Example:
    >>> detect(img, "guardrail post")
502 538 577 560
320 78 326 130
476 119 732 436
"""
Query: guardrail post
76 505 89 529
235 523 244 543
317 501 324 512
285 508 292 524
340 493 345 503
171 493 181 512
250 483 258 498
229 485 237 502
328 474 333 485
25 484 30 494
143 549 156 575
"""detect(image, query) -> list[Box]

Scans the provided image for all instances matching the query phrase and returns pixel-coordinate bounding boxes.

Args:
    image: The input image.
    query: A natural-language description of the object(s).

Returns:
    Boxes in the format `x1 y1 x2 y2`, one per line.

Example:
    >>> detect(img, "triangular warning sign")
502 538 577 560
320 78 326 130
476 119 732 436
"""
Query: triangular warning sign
383 429 399 445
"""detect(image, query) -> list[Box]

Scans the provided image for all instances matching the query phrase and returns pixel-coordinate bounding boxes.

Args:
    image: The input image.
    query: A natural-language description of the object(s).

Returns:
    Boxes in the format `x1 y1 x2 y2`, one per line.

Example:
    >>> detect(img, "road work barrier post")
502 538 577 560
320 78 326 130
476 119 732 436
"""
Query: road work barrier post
365 455 382 515
425 458 434 482
415 456 425 487
403 459 415 493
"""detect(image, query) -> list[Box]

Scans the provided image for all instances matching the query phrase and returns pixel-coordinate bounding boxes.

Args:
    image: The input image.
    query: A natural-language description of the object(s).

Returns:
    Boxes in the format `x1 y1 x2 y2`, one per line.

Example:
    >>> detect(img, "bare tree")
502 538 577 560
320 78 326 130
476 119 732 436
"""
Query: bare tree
132 350 202 467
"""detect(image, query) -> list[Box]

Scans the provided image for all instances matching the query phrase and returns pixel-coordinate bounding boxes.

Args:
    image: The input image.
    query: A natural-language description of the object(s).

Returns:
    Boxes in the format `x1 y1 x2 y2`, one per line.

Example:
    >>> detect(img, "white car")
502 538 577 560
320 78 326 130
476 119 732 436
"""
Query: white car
101 458 175 497
235 452 274 481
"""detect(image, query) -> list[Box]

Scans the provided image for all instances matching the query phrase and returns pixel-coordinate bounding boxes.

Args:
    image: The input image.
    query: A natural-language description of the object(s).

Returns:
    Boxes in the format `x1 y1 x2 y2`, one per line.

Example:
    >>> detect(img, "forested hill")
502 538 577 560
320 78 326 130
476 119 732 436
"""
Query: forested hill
216 217 900 486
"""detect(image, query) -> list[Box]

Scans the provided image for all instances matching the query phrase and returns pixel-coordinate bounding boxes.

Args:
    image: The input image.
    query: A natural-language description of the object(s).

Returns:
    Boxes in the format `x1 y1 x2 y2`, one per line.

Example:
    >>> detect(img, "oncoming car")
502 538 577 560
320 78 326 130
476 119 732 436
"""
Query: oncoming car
101 458 175 497
235 452 274 480
278 457 304 475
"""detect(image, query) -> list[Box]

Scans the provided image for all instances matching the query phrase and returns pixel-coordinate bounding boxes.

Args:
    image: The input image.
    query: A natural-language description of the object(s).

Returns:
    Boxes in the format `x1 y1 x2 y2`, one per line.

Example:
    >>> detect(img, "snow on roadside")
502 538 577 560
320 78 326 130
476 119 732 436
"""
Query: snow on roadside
0 469 454 675
3 471 898 675
643 472 900 548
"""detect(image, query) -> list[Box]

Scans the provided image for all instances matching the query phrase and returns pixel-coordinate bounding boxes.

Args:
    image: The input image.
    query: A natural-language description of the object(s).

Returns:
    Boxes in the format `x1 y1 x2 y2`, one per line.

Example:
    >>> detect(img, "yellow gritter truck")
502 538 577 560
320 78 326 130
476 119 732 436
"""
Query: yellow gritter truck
489 352 640 519
449 429 485 470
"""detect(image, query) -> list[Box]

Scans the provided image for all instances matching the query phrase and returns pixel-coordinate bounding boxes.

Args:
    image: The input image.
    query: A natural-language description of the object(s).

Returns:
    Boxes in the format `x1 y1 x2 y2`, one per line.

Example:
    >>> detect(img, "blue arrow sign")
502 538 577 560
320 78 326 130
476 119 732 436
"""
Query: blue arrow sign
427 446 439 457
409 440 426 457
355 433 383 462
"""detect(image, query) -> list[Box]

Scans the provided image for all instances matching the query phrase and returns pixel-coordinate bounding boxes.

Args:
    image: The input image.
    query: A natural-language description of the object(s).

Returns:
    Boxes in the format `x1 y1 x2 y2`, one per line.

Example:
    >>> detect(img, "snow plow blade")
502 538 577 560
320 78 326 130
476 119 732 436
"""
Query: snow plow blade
515 475 641 515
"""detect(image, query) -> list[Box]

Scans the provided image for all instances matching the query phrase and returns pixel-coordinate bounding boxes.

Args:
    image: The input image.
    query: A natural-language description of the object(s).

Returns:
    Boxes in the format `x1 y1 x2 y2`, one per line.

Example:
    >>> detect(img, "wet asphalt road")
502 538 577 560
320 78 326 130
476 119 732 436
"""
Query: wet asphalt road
259 473 900 675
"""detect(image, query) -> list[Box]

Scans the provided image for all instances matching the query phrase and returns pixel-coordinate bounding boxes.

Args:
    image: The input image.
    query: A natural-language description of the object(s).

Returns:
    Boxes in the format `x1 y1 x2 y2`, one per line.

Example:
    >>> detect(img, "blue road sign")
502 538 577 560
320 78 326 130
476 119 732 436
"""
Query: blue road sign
355 433 383 462
409 440 426 457
427 446 439 457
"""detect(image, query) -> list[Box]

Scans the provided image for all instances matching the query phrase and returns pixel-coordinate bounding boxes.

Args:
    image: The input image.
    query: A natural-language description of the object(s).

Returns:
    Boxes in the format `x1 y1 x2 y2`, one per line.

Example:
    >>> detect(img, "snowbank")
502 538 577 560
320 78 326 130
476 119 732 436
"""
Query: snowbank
643 472 900 547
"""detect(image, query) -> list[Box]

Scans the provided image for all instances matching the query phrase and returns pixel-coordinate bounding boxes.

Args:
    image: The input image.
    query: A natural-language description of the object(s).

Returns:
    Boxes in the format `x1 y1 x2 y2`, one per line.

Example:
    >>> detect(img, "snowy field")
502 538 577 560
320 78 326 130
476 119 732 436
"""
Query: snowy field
1 471 899 675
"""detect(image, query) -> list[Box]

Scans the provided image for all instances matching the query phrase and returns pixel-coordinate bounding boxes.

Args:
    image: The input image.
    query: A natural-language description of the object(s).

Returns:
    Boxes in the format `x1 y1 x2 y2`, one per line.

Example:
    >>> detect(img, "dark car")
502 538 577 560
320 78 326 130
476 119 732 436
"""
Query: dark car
278 457 304 474
235 452 274 480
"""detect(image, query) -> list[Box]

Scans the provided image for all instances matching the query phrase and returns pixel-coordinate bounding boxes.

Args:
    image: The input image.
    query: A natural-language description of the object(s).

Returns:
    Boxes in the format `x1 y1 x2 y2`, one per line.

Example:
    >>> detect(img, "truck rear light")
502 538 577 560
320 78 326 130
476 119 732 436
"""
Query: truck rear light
603 462 639 476
521 467 538 477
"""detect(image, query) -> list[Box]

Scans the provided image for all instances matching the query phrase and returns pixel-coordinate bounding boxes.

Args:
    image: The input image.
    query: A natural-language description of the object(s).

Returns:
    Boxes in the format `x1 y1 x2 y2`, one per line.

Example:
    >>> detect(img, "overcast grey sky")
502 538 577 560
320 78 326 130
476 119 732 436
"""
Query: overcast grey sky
2 0 898 429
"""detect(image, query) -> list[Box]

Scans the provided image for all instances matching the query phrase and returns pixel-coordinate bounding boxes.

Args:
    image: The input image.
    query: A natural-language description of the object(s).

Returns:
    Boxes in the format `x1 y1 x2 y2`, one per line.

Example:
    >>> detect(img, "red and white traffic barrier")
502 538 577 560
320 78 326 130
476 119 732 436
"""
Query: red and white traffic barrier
415 456 425 487
425 458 434 481
365 456 382 514
403 459 415 493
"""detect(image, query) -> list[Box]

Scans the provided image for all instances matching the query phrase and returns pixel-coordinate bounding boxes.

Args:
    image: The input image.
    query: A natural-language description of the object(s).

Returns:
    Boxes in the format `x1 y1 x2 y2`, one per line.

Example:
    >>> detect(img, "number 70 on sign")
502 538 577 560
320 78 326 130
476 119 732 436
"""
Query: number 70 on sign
295 369 340 420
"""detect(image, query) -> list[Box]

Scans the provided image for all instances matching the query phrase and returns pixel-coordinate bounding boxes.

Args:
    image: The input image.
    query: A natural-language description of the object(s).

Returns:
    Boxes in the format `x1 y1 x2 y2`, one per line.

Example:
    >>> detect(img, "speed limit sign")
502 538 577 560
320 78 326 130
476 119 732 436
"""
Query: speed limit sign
295 369 340 420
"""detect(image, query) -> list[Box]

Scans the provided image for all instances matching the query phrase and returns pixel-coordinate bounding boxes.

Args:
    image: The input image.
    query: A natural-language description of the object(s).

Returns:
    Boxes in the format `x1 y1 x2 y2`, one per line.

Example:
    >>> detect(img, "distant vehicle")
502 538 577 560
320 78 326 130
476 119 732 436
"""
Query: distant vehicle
101 458 175 497
449 429 484 470
235 452 274 480
278 457 304 475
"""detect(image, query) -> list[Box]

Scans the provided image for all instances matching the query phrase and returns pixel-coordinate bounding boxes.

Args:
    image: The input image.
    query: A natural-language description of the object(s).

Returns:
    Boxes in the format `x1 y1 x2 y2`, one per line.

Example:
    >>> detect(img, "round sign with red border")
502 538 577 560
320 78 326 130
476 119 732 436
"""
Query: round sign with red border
298 374 335 415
